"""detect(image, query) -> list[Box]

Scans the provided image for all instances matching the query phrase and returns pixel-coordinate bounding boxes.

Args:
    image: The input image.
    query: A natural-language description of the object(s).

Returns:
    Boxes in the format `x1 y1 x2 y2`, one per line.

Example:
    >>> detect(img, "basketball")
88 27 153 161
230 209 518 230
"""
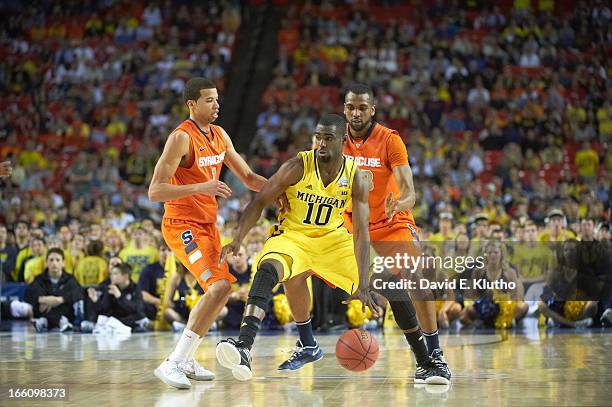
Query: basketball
335 329 379 372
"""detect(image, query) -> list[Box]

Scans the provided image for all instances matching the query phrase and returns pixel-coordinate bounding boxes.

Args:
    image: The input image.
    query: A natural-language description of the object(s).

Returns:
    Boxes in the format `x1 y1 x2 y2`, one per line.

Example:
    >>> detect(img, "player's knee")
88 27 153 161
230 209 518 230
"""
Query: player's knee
207 278 232 300
247 262 281 310
389 300 419 330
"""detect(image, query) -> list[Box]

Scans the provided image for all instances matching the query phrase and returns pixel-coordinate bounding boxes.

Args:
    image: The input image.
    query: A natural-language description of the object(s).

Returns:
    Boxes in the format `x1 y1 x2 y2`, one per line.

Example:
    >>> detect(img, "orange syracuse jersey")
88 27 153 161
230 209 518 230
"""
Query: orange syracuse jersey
343 121 416 230
163 119 227 224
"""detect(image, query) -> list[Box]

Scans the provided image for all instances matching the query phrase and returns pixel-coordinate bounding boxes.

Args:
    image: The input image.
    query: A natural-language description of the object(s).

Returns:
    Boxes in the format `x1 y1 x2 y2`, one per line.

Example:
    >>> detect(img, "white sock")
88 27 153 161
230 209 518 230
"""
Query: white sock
168 328 201 362
187 337 204 361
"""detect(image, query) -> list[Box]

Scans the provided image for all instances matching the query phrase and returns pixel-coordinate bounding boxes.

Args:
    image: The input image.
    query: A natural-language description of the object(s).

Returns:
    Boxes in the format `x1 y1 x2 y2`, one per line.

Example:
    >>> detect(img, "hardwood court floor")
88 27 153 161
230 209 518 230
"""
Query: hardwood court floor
1 322 611 407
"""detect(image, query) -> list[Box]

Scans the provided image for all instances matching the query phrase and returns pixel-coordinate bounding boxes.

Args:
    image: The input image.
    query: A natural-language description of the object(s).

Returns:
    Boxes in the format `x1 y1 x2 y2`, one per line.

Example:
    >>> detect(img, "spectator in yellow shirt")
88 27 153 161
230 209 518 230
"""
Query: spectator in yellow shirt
119 226 158 282
575 142 599 181
74 240 108 286
538 209 576 242
24 238 47 284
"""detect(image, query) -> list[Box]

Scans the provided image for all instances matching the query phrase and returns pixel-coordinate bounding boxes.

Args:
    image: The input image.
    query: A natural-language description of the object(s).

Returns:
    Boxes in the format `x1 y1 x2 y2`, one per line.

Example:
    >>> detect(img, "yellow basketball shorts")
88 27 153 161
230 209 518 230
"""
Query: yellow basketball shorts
256 227 358 295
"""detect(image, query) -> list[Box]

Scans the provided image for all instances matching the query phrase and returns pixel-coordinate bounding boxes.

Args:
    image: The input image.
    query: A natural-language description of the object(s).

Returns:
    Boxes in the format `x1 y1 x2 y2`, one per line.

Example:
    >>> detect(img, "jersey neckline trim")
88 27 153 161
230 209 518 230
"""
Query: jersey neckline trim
347 121 376 146
314 152 346 189
187 118 212 143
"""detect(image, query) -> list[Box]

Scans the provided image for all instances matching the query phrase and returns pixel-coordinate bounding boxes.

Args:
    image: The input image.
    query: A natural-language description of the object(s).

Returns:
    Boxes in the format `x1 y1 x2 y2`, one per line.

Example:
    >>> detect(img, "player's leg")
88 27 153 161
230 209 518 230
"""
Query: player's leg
156 276 230 388
373 226 451 380
413 300 442 354
373 271 450 385
278 273 324 371
155 221 232 388
216 259 284 381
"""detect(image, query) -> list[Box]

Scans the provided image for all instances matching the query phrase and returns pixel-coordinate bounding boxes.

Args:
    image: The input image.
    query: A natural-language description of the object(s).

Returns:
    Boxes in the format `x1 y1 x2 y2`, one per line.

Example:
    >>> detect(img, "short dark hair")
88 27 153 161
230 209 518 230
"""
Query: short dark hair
46 248 65 261
317 113 346 138
344 83 374 101
32 237 46 246
112 263 132 276
183 77 216 104
86 240 104 257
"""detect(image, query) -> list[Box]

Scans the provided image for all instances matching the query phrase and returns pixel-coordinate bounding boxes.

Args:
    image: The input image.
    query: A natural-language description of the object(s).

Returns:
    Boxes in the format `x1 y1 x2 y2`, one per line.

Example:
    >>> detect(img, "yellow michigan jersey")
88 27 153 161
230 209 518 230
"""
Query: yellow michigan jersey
257 150 360 294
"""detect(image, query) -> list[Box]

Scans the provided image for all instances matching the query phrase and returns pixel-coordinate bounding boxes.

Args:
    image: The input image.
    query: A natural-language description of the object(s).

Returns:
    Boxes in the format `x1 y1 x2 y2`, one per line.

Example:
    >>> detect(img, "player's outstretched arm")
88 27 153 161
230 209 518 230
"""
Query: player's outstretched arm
221 128 267 192
148 131 232 202
220 156 303 262
343 169 379 317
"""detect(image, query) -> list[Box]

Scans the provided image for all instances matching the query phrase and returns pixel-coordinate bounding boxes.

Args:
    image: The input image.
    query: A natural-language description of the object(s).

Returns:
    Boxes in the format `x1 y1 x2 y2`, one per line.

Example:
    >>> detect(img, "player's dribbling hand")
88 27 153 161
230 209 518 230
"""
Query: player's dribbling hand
343 288 380 318
385 192 398 222
0 161 13 178
199 180 232 198
219 240 241 265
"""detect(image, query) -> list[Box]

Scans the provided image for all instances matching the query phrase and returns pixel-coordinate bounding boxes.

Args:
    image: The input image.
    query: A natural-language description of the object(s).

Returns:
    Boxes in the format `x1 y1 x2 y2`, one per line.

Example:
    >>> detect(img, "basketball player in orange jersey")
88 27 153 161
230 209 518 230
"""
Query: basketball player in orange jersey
148 77 267 389
341 83 451 382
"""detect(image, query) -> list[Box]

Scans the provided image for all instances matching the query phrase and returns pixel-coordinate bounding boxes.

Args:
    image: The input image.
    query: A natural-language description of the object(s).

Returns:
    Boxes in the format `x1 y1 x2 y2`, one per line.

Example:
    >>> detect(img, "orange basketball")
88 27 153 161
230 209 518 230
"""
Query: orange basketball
335 329 379 372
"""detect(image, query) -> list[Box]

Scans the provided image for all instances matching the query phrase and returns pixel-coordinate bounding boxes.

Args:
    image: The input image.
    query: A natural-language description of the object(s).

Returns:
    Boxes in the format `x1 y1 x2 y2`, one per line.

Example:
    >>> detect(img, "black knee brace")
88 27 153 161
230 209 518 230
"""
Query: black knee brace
388 299 419 331
246 261 280 311
373 273 419 330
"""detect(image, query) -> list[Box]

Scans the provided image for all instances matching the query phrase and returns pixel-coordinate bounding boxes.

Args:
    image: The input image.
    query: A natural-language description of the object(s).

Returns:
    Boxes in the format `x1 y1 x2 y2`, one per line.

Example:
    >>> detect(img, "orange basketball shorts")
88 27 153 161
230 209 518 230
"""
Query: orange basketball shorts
162 218 235 291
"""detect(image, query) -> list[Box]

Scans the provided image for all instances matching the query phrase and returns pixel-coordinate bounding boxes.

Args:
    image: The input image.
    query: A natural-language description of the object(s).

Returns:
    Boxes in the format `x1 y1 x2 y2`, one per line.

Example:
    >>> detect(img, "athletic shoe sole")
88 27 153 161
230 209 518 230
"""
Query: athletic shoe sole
216 342 253 381
425 375 451 385
184 370 215 381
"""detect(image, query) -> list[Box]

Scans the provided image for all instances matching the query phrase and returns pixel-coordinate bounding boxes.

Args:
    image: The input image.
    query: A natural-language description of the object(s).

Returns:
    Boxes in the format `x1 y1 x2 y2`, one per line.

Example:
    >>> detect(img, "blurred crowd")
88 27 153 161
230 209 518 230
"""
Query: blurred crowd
251 0 610 230
0 0 241 225
1 0 611 333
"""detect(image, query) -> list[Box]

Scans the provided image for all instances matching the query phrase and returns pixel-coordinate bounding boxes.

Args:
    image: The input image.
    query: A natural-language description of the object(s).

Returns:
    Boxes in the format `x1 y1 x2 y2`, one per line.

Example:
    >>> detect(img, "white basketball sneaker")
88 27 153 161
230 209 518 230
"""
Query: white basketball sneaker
181 359 215 381
154 359 192 389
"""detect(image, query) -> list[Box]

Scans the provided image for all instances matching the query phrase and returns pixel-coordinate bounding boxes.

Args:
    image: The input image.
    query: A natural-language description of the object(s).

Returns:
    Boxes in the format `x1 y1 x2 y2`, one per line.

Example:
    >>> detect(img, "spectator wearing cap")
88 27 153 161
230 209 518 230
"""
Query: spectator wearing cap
538 209 576 242
26 248 83 332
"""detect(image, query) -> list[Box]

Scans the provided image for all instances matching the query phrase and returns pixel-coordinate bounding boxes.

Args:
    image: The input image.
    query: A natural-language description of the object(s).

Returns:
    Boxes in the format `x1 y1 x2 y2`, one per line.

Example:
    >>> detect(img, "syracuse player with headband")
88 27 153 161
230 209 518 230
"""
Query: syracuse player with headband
148 77 267 389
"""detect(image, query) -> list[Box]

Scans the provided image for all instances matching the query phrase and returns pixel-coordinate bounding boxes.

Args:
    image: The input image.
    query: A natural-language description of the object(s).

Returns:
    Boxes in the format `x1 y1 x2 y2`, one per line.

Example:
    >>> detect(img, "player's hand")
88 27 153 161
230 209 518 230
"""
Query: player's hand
385 192 398 222
276 193 290 213
198 180 232 198
108 284 121 299
0 161 12 178
343 288 380 318
219 239 241 265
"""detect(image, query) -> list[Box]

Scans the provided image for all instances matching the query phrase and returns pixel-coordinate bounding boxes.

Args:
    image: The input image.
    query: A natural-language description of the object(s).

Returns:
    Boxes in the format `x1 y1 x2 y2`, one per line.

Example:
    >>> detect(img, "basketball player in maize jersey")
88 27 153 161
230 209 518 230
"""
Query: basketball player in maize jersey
279 85 450 383
215 114 445 384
